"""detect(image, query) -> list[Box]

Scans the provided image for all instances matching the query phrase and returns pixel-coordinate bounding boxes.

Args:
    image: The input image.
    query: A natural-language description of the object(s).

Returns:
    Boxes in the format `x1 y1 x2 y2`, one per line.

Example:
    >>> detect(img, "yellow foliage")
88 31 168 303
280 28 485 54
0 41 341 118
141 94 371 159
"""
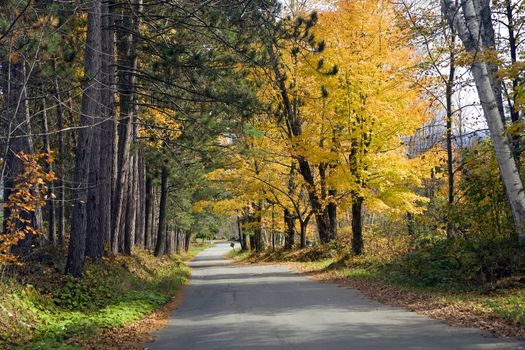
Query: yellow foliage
205 0 435 226
313 0 432 212
140 108 183 148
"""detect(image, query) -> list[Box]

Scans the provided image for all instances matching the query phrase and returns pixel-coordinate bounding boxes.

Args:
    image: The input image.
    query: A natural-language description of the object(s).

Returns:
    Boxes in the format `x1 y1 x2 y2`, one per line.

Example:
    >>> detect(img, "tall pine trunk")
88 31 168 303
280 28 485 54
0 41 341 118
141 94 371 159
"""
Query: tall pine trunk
66 0 102 276
154 165 168 257
52 61 65 247
98 0 116 254
112 0 141 253
135 151 146 247
85 99 102 260
123 153 138 255
144 173 153 250
40 95 56 244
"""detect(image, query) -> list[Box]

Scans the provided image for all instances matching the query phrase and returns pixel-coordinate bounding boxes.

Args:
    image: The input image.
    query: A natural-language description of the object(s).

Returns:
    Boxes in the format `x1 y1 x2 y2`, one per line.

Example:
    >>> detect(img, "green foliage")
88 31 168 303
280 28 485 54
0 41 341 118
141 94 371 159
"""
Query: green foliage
388 237 524 289
20 341 82 350
407 140 514 247
0 246 210 349
485 296 525 324
451 141 513 237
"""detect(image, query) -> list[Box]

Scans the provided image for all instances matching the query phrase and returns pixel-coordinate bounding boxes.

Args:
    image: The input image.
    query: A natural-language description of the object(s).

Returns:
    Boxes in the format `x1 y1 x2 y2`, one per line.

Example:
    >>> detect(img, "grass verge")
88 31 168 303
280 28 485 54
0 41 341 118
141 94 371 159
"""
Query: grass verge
0 243 211 350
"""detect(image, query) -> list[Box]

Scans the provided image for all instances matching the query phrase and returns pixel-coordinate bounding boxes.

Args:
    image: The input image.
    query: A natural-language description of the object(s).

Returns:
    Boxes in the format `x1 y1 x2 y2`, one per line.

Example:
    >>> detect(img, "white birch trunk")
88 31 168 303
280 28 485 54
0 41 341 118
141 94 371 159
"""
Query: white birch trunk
442 0 525 237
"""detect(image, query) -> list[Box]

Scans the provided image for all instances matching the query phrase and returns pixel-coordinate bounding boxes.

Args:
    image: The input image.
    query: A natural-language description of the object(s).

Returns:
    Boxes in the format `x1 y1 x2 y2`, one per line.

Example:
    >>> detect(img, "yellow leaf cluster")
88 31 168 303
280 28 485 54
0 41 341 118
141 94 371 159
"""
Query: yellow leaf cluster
139 108 183 148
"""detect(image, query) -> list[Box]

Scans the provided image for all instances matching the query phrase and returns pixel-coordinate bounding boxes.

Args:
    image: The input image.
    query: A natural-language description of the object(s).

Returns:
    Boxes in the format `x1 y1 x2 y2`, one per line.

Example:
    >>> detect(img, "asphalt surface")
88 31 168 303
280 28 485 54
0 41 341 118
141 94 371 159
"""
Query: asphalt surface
148 242 525 350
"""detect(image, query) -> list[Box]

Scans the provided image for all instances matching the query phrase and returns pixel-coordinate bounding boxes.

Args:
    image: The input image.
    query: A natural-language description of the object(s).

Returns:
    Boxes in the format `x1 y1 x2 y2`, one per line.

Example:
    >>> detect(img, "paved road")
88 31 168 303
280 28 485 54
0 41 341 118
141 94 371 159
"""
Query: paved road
148 242 524 350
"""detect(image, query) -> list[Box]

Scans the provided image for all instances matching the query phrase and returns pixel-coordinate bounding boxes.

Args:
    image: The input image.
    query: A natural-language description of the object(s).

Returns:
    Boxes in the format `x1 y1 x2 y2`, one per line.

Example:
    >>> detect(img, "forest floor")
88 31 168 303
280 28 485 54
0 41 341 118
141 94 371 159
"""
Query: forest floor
0 243 211 350
230 248 525 341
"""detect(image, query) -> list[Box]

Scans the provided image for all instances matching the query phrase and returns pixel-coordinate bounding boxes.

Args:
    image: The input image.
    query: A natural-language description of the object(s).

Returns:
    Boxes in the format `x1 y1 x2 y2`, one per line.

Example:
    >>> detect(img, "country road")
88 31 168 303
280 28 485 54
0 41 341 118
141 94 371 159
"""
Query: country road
147 242 524 350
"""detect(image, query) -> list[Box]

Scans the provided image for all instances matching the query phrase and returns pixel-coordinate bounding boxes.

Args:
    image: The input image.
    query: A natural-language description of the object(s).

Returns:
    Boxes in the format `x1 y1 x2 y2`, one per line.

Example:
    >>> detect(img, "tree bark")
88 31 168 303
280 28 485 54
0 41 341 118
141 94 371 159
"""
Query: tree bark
249 234 255 251
66 0 102 276
299 217 310 249
85 94 102 260
52 61 65 248
39 95 56 244
351 196 364 255
151 186 157 248
445 32 456 239
112 0 141 253
175 228 181 254
252 208 264 251
165 224 172 255
144 172 152 250
154 165 168 257
184 231 191 252
123 154 137 255
327 189 337 241
98 0 116 254
135 151 146 247
297 158 336 244
284 208 295 249
237 216 247 250
504 0 521 157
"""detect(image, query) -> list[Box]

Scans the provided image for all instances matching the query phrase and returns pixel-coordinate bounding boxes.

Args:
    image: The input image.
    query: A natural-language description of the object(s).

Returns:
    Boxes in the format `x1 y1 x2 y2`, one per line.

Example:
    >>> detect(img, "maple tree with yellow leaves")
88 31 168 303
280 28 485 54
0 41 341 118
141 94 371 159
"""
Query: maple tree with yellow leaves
202 0 436 254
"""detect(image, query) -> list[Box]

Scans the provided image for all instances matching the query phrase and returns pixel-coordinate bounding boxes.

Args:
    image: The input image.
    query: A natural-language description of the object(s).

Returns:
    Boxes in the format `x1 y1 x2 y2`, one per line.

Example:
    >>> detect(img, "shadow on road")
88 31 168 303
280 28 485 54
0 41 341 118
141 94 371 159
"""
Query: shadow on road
148 242 525 350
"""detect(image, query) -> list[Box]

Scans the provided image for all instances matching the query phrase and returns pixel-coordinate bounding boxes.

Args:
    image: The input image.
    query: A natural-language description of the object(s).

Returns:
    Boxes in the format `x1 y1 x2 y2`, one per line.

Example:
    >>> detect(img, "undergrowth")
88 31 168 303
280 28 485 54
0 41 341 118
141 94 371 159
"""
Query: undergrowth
0 244 210 349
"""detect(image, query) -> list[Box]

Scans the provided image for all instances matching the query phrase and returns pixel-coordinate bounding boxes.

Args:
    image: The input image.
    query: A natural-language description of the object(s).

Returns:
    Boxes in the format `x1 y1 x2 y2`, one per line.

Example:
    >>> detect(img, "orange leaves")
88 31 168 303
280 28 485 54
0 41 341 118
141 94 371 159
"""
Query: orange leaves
0 152 56 265
8 52 22 64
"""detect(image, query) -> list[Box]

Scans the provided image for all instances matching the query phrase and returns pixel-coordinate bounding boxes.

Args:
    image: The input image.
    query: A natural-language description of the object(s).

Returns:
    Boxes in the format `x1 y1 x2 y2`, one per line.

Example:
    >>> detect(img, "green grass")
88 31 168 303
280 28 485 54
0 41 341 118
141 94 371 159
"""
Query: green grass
481 292 525 324
227 248 250 260
0 243 211 350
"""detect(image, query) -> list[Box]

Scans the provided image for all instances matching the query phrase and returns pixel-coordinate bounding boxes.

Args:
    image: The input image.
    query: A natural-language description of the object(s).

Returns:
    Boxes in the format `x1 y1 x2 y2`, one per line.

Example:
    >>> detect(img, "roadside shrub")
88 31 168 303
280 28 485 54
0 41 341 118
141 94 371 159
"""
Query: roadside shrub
398 237 524 288
0 248 196 348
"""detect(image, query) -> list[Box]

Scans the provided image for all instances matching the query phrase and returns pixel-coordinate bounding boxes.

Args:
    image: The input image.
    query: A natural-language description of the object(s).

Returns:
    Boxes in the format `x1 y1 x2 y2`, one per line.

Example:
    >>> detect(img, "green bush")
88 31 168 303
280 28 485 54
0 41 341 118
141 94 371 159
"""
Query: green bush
0 248 198 349
397 237 524 288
